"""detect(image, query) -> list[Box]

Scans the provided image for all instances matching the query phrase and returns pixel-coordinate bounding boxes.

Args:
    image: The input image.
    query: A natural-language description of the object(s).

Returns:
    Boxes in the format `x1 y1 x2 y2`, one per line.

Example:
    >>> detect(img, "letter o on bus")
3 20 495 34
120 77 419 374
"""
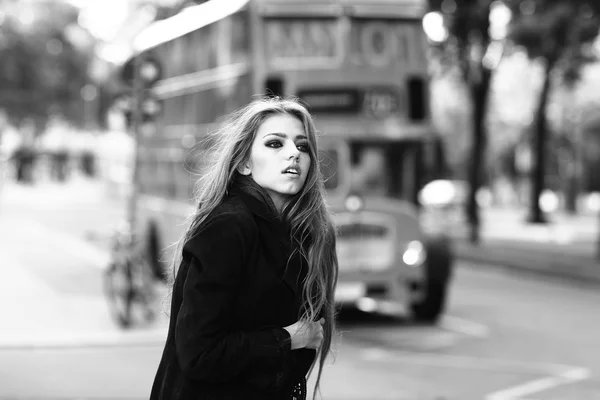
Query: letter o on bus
360 22 393 67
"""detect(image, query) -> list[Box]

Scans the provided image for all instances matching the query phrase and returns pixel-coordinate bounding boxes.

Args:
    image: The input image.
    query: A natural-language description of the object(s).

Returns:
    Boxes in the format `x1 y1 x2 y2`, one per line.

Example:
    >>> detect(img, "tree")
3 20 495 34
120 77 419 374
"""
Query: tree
0 1 94 125
559 59 592 214
428 0 501 243
507 0 600 222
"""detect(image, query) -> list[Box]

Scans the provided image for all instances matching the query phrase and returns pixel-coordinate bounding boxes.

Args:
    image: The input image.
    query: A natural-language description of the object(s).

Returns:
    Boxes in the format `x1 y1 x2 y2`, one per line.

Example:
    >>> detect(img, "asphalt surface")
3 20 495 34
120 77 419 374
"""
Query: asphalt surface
1 178 599 399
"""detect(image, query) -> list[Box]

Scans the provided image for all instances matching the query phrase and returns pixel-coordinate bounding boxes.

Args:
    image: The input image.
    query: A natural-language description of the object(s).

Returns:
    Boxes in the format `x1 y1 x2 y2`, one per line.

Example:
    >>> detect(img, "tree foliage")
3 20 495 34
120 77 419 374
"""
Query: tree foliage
429 0 600 224
505 0 600 220
0 2 93 125
507 0 599 80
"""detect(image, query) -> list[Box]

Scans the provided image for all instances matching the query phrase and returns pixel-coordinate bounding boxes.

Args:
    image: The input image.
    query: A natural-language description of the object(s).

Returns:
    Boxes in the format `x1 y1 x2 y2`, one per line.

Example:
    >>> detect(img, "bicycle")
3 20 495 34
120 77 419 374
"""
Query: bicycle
103 225 159 329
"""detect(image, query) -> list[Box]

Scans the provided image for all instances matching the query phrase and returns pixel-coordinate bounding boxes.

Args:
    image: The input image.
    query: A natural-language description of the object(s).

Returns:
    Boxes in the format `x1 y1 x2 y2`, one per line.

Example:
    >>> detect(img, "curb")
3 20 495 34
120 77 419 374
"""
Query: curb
0 327 168 350
455 241 600 285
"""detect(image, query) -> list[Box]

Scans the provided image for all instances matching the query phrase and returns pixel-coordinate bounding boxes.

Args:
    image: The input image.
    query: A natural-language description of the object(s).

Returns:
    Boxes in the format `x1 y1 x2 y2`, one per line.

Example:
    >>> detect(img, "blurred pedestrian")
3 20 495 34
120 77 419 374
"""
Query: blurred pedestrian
1 111 17 178
0 110 20 189
80 149 95 177
13 118 38 184
43 115 70 182
150 97 339 400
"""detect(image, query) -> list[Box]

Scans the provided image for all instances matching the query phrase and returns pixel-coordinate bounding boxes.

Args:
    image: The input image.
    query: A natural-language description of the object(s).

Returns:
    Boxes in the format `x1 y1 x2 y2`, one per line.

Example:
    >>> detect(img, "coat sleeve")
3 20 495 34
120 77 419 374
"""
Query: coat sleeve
174 210 292 387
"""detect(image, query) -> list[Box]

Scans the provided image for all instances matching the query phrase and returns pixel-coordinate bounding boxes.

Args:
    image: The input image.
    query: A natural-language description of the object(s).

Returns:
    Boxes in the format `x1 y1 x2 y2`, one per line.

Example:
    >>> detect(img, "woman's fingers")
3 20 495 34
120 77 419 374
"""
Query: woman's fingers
286 318 326 349
307 335 323 349
305 321 324 349
290 318 325 349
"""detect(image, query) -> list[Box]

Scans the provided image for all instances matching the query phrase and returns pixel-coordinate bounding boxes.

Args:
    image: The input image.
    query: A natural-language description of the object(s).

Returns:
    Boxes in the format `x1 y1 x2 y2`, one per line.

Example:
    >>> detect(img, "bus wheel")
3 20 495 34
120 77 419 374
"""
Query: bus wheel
147 223 166 283
411 236 453 323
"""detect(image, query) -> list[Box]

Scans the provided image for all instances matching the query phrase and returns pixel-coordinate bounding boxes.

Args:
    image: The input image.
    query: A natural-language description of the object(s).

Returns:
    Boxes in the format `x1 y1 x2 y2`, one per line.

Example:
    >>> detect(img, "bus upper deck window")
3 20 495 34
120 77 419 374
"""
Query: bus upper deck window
408 77 427 121
265 76 284 98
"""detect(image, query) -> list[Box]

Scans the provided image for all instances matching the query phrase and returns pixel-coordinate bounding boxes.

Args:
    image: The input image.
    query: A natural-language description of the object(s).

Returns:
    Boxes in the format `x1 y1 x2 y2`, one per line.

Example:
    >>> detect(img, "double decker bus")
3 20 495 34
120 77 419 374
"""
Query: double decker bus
121 0 453 323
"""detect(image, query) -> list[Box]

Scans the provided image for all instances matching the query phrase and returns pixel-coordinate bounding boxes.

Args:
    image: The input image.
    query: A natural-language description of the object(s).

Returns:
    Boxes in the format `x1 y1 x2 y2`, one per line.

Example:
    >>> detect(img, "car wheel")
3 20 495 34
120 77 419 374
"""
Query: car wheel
411 280 447 323
411 235 453 323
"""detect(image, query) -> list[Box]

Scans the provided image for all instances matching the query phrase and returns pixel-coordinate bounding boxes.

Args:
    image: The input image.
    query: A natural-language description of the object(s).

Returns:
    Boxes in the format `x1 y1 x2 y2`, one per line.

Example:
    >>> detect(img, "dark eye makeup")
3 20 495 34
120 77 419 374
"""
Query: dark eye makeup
264 139 310 152
297 143 310 152
266 140 282 148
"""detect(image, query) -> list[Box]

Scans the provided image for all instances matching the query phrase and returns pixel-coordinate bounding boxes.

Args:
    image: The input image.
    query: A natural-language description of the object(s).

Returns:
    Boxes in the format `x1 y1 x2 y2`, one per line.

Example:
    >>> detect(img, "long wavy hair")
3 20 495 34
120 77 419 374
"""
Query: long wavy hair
170 96 339 398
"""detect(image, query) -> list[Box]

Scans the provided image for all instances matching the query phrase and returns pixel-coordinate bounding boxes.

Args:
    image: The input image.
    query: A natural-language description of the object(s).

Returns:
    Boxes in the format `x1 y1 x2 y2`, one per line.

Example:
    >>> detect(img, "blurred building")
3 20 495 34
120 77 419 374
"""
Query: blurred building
77 0 208 129
79 0 207 67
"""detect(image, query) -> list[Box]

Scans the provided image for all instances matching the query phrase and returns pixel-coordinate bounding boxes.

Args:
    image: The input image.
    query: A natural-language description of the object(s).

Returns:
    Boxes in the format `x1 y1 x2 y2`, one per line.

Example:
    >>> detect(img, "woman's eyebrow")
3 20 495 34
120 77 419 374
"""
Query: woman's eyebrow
263 132 286 139
263 132 307 140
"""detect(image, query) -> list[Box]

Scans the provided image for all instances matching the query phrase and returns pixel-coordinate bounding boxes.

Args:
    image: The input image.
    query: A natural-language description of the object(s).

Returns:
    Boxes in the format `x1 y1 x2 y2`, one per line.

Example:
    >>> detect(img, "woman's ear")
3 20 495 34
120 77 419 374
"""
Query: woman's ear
237 162 251 176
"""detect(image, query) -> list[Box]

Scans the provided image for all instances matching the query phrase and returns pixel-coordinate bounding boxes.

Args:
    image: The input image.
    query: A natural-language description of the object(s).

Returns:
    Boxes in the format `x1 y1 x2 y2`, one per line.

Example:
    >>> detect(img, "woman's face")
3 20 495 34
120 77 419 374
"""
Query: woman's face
244 113 311 212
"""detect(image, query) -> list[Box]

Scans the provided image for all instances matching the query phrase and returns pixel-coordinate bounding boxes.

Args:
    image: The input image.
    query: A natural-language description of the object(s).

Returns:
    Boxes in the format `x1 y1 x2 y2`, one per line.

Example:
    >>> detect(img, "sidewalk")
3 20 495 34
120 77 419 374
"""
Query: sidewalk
452 207 600 284
1 175 128 245
0 176 169 348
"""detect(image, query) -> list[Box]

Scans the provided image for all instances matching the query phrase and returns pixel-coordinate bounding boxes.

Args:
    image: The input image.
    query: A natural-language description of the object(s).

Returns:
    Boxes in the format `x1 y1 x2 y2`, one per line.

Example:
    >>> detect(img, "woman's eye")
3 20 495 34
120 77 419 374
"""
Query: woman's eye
297 143 310 152
266 140 282 148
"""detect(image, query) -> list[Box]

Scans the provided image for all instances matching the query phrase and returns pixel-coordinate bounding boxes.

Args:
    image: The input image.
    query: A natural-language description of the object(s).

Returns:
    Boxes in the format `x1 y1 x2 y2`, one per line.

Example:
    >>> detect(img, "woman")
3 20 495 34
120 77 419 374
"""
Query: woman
151 97 339 400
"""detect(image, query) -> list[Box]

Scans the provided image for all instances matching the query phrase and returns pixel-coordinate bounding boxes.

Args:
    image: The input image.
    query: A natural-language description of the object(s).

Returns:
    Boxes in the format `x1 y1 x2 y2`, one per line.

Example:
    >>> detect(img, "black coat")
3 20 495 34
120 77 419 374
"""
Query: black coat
150 179 315 400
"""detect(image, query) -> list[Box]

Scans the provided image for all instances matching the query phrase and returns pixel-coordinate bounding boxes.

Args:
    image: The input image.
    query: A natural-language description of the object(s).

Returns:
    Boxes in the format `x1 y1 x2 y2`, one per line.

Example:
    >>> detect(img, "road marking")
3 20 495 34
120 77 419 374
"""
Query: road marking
360 348 591 399
486 367 592 400
360 348 566 374
439 314 490 338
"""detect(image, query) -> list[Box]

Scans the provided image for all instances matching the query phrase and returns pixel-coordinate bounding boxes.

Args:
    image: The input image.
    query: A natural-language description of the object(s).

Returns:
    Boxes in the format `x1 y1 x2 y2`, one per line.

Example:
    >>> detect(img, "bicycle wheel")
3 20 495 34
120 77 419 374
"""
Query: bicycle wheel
129 255 158 324
104 260 134 328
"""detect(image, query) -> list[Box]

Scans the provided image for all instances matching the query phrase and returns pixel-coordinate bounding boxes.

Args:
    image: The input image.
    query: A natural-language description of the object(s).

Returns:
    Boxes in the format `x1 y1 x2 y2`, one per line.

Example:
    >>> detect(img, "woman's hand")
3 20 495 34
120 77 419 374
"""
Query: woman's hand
283 318 325 350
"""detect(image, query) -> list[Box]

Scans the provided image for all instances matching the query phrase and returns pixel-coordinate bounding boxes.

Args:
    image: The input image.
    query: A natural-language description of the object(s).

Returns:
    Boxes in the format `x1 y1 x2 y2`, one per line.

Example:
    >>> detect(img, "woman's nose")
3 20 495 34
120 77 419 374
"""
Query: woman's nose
287 144 300 160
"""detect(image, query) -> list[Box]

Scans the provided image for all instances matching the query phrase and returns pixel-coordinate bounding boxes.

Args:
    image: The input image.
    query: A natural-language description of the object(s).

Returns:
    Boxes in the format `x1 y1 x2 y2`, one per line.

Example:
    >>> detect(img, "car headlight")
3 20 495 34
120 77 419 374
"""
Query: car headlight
403 240 426 266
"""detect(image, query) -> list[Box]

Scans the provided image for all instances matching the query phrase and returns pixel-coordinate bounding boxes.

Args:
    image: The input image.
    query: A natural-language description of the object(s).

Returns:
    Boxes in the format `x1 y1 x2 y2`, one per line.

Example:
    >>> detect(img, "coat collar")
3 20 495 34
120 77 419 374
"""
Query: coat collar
228 175 304 296
227 175 280 223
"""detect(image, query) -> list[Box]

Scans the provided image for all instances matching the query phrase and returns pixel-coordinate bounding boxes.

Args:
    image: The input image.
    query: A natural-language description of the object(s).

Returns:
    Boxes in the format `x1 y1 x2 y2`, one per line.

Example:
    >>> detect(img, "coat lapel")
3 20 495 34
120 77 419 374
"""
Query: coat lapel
228 180 303 296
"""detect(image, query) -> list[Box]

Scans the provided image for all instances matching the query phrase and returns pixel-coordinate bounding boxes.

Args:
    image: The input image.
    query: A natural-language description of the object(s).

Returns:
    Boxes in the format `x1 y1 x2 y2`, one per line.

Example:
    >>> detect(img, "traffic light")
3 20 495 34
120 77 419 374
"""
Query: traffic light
120 53 162 89
117 52 163 128
113 94 162 127
140 96 162 122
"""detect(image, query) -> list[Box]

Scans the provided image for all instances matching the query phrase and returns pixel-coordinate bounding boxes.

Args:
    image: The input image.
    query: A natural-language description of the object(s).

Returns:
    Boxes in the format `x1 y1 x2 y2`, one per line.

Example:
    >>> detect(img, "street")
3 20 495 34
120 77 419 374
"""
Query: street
1 179 599 399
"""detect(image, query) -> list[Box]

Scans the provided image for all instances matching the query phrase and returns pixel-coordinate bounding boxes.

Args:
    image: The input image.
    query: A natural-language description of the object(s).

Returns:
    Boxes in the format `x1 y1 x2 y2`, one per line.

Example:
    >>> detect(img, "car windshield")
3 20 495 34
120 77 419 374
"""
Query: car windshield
348 142 393 196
